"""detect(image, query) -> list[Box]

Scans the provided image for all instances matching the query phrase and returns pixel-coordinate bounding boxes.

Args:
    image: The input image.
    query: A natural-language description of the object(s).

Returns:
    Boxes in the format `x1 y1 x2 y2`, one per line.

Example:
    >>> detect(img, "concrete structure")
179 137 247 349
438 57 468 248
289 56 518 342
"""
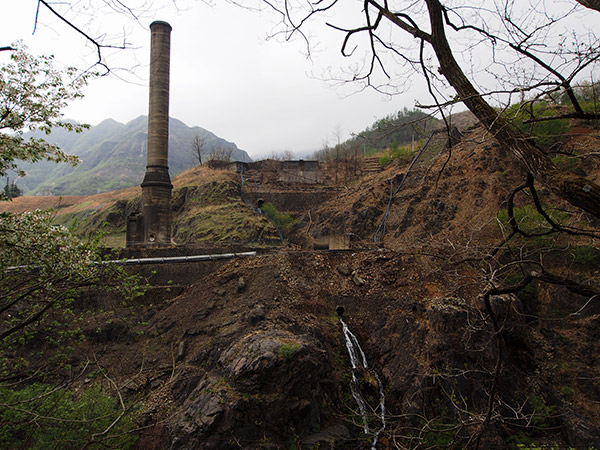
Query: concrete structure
212 159 322 185
126 212 144 247
278 160 320 184
138 20 173 246
314 234 352 250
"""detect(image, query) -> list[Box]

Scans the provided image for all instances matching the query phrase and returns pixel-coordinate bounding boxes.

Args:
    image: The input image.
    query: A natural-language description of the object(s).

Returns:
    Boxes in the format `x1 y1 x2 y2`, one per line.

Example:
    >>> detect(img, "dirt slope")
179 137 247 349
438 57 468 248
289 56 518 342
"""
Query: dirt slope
1 167 281 246
19 247 596 449
296 126 524 250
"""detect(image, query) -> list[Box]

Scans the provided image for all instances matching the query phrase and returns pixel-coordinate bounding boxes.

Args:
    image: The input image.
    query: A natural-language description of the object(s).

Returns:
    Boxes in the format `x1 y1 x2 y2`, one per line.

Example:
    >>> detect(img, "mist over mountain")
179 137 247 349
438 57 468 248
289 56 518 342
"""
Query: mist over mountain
17 116 251 196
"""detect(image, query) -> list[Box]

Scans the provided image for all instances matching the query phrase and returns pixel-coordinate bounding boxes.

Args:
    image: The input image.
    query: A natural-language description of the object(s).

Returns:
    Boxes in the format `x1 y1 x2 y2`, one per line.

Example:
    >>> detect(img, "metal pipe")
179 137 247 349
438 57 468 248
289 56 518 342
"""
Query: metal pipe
6 252 257 272
100 251 257 266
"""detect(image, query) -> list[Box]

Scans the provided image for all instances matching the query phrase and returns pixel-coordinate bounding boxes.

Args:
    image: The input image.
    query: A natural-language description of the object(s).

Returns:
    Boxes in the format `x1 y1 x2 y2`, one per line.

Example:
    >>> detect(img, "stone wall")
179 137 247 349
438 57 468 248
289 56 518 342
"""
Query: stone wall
243 188 341 213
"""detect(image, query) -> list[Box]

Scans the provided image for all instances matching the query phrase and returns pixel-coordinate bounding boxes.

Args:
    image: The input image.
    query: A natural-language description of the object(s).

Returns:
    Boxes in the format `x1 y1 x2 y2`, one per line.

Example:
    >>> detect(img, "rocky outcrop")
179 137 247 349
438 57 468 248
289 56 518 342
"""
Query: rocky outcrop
104 251 598 449
168 330 337 449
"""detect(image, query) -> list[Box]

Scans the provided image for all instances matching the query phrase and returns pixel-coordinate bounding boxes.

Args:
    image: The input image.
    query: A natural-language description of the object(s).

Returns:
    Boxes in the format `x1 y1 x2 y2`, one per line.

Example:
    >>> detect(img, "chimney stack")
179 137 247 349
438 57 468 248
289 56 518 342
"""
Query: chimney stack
141 20 172 245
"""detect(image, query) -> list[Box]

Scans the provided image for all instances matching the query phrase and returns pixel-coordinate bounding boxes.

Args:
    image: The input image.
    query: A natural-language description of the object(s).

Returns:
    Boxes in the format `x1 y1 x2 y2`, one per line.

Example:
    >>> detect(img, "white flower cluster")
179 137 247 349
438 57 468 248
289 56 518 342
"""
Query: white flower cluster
0 210 97 278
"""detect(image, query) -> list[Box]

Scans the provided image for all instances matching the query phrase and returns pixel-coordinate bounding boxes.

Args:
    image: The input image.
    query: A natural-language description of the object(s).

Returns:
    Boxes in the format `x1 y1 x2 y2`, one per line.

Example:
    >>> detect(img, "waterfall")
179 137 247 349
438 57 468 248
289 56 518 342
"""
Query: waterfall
340 319 386 449
341 319 368 370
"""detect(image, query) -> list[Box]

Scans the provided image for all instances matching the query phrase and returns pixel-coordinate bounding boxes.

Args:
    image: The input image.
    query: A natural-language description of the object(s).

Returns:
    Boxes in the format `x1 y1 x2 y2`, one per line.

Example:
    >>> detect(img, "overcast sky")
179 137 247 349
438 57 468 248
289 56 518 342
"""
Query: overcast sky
1 1 429 159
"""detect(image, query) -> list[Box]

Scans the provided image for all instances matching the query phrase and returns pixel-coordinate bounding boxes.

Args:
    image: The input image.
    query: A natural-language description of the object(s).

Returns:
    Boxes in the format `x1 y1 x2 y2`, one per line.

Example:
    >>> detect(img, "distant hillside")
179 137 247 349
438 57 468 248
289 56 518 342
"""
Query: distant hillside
345 107 440 152
339 108 477 155
17 116 252 196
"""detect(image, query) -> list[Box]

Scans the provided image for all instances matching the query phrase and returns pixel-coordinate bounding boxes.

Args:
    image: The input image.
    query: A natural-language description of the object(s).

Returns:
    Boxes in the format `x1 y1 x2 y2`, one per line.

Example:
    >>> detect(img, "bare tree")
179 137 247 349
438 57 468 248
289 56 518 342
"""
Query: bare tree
330 125 343 184
239 1 600 445
27 1 151 74
268 150 295 160
2 1 173 76
15 3 599 215
575 0 600 12
254 0 600 217
316 138 330 161
281 149 295 160
209 147 233 162
7 1 600 446
191 134 206 166
332 124 343 147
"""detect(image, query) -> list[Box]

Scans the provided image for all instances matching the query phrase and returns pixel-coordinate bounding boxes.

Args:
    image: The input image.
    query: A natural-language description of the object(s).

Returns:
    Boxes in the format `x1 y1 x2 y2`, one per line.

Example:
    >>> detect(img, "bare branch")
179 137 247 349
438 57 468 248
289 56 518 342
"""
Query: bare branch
35 0 130 75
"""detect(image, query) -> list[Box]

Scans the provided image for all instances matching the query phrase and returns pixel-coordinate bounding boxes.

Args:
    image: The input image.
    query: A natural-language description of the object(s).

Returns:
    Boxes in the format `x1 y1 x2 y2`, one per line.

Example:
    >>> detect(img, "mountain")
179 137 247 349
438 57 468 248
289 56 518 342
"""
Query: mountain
17 116 252 196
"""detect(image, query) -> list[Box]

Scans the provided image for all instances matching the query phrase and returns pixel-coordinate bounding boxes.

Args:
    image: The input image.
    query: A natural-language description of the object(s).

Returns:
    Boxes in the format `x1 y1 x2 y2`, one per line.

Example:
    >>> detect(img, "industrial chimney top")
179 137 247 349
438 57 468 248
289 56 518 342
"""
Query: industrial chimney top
150 20 172 30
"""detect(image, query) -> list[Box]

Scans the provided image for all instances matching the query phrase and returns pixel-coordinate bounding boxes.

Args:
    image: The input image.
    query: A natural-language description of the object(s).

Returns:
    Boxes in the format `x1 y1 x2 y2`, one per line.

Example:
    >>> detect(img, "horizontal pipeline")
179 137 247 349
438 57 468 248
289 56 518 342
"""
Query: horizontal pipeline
5 252 257 272
100 251 257 266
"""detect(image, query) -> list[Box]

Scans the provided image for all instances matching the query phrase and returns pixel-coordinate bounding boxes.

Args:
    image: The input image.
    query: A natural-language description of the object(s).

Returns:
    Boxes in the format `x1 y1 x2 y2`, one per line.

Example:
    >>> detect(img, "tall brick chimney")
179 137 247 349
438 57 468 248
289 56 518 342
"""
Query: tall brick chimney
141 20 172 245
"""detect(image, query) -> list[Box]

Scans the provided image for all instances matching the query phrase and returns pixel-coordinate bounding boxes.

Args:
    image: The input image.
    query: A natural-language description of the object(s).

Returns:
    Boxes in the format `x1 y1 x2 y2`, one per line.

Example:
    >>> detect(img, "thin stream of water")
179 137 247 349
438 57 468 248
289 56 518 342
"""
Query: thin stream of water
340 318 386 449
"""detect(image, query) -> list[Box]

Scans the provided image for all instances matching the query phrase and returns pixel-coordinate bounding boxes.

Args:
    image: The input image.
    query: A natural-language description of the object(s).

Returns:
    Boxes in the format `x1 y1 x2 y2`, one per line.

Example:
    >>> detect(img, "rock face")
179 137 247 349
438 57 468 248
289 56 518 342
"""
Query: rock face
169 330 335 449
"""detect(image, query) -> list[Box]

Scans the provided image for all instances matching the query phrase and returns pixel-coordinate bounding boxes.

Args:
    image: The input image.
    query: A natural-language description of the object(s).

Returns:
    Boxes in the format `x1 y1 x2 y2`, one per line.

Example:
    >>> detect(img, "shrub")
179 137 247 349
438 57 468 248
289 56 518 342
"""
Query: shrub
260 202 295 230
378 154 391 166
570 245 598 266
390 145 414 163
278 342 299 361
0 383 137 449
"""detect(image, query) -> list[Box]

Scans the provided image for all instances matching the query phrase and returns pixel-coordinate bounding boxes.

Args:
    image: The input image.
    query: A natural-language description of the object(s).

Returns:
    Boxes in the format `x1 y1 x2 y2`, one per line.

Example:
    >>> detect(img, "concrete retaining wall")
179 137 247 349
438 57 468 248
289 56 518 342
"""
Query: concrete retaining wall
244 189 341 213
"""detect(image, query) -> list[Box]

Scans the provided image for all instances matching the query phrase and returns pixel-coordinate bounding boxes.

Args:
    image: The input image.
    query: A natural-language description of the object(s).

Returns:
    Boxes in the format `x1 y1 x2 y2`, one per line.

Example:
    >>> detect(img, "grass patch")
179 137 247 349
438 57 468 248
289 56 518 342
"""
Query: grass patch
504 101 569 149
278 342 299 361
570 245 598 266
260 202 295 230
378 144 417 166
174 203 278 244
551 154 578 171
497 205 567 237
54 209 97 227
102 232 126 248
503 271 537 302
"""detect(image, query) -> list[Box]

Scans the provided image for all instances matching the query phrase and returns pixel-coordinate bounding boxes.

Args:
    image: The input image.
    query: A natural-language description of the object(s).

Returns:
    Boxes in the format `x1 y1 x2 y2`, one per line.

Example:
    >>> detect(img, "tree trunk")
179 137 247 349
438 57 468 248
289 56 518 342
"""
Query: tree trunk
574 0 600 12
422 0 600 218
